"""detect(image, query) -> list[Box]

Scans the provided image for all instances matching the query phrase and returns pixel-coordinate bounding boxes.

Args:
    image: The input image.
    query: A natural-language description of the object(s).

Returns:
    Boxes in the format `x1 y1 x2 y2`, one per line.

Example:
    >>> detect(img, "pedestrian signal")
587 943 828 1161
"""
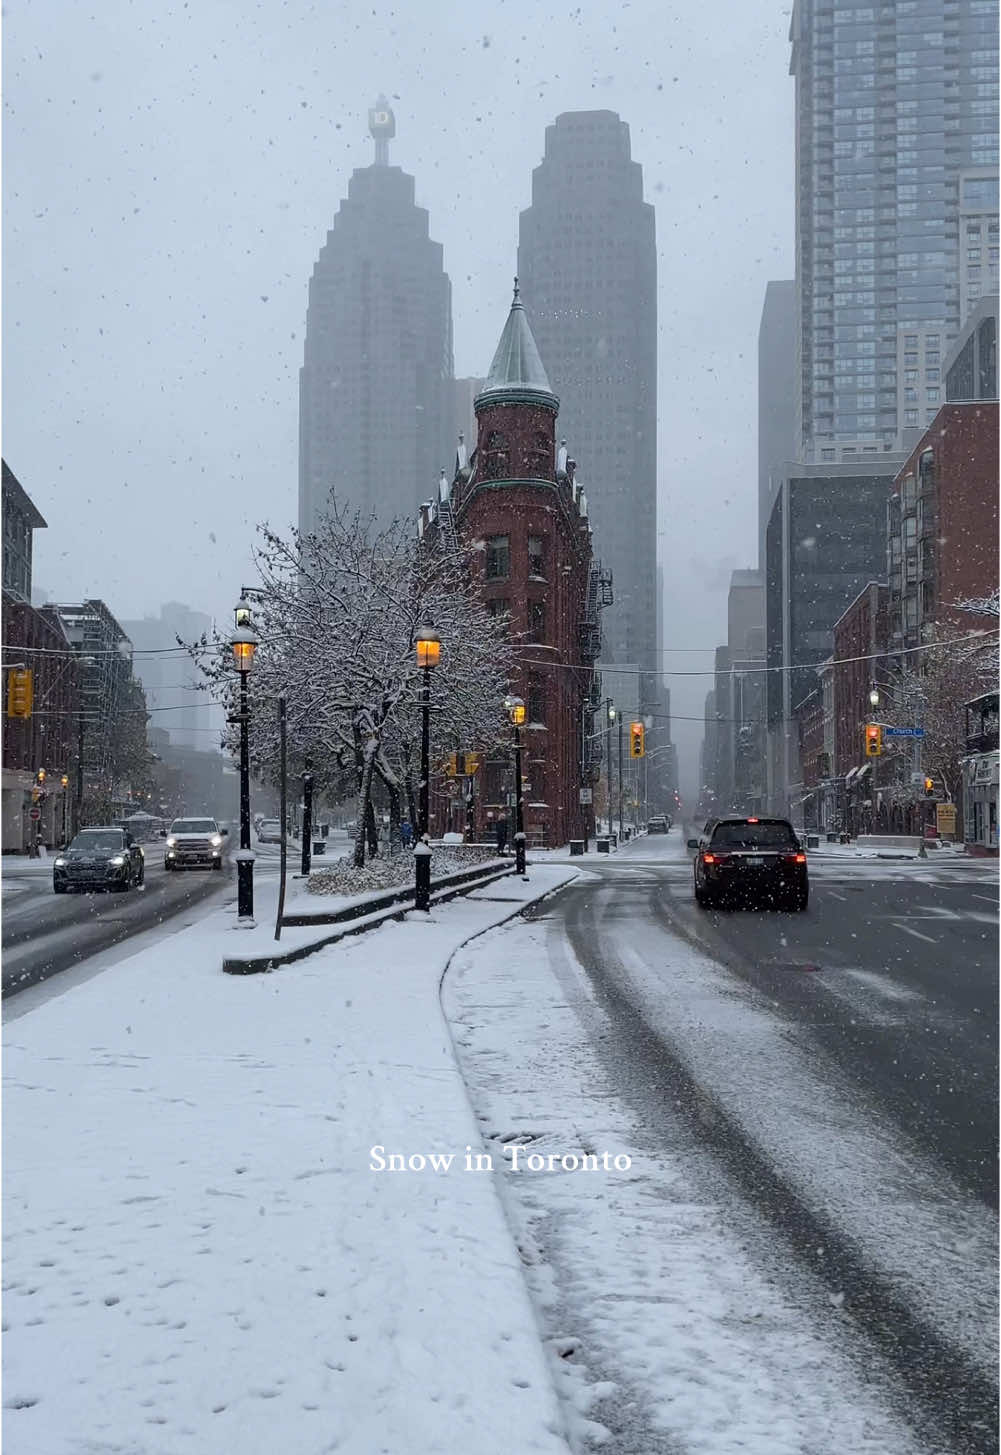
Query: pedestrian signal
924 777 934 797
7 669 33 719
864 723 882 757
630 722 645 758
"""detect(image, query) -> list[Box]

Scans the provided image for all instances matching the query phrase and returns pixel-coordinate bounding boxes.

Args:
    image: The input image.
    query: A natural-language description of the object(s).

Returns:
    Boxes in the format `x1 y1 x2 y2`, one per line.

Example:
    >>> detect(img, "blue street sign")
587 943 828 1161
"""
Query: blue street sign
883 727 925 738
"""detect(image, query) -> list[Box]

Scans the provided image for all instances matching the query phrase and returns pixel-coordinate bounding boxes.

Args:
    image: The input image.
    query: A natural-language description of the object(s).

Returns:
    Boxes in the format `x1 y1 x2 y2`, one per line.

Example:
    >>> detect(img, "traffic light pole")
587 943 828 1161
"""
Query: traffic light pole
605 699 614 837
617 714 624 841
75 711 85 837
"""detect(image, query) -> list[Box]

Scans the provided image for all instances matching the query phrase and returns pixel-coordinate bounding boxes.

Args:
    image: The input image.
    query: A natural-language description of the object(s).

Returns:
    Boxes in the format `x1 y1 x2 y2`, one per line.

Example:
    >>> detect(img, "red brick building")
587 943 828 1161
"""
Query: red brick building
832 581 890 835
888 402 999 649
2 464 80 850
424 283 600 846
832 581 890 780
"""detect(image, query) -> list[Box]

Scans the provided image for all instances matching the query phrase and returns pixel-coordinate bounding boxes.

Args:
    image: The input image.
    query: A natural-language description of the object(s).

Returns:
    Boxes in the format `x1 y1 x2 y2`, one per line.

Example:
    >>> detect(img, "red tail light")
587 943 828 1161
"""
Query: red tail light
703 853 716 864
784 853 807 864
746 817 759 823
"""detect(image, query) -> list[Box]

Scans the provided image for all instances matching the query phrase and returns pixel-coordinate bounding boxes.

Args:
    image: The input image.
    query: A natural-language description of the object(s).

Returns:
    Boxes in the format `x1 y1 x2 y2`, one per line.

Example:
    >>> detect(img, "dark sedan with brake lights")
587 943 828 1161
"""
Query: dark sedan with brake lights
53 827 145 893
688 817 808 911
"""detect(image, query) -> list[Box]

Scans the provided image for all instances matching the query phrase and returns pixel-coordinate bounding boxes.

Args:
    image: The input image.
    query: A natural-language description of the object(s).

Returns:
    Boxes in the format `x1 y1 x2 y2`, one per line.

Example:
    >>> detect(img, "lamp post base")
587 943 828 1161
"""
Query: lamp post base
236 854 255 921
414 841 432 912
514 831 527 878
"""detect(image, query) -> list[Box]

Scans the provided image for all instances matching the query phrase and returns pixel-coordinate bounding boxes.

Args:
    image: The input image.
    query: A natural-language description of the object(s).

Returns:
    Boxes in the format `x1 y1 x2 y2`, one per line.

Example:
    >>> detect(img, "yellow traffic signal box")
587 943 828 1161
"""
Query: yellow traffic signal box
7 669 33 719
864 723 883 757
630 721 645 758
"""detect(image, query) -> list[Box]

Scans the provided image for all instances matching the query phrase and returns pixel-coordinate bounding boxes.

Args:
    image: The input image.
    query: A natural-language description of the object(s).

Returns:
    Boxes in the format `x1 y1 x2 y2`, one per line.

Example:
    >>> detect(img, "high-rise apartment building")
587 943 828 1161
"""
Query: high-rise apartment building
758 282 798 566
790 0 999 462
517 111 658 706
298 99 453 535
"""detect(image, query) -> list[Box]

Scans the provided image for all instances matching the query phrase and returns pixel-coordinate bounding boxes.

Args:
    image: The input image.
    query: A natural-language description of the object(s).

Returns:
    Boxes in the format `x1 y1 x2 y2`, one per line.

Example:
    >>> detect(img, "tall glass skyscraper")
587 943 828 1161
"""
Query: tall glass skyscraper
517 111 658 700
298 99 453 535
790 0 999 462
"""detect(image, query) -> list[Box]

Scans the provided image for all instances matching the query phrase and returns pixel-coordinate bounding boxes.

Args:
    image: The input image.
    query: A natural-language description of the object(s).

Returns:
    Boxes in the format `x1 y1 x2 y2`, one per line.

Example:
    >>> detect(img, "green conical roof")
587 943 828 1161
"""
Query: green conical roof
475 280 558 411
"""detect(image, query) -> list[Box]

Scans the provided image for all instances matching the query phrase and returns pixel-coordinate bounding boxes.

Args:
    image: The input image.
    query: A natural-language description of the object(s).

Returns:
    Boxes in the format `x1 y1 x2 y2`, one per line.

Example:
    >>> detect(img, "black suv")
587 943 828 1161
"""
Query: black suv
53 827 145 893
688 817 808 911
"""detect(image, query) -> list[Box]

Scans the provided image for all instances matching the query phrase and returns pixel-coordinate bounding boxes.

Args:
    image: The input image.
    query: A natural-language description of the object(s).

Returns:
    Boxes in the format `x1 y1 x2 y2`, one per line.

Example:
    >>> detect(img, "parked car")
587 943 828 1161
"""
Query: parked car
53 827 145 893
164 817 227 870
688 817 808 911
647 815 671 834
257 818 283 844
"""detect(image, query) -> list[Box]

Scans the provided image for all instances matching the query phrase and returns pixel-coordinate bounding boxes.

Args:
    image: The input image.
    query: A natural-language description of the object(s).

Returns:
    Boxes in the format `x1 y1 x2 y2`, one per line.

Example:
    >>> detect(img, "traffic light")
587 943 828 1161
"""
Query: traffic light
924 776 934 798
60 774 69 789
864 723 883 757
630 721 645 758
6 669 33 719
36 768 46 786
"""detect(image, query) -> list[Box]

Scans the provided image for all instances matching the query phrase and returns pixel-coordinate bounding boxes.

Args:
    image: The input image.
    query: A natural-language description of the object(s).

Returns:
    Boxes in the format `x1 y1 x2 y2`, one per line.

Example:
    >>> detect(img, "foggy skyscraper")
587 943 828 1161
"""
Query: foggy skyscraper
790 0 999 462
518 111 658 704
298 99 454 535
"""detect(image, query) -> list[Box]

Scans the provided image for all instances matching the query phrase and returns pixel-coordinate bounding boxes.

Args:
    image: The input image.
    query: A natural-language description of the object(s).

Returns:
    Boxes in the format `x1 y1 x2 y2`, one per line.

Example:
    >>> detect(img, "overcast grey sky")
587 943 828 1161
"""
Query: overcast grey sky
3 0 793 795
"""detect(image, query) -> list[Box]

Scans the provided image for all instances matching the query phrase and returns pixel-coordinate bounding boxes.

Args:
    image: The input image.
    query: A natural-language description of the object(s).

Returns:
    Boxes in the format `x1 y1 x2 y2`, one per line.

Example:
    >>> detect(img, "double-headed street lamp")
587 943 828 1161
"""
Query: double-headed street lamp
414 621 441 913
231 600 259 923
504 694 528 878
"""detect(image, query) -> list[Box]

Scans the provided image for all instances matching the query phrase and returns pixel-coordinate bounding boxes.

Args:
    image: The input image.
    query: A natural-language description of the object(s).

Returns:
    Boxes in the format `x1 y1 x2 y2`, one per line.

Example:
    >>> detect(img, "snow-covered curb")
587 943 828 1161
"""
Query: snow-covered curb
4 864 581 1454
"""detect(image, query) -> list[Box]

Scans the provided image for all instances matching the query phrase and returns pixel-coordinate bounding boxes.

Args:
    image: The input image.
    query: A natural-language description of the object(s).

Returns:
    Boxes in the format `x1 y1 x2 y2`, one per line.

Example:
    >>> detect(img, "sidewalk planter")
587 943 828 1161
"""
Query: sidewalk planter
569 840 585 856
223 859 515 975
597 838 611 854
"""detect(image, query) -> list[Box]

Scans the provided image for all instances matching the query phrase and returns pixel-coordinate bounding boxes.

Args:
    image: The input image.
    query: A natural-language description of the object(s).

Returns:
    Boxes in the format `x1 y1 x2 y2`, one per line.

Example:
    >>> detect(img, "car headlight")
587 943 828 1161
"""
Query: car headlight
54 858 67 868
108 855 126 866
210 834 222 847
165 836 177 848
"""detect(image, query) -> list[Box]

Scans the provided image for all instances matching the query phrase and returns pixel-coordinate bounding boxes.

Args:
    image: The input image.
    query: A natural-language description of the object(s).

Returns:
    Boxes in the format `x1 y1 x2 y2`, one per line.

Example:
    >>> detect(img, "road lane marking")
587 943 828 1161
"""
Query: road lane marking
892 922 938 944
827 889 847 901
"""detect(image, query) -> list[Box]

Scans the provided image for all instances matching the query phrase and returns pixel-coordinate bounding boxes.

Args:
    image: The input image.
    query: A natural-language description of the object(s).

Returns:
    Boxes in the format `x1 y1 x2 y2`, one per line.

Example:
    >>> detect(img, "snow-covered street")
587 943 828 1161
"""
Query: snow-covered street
4 833 997 1454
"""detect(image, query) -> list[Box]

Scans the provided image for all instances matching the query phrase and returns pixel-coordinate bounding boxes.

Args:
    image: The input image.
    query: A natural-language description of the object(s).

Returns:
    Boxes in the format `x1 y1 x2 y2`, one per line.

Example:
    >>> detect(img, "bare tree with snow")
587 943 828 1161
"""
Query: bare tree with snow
185 505 513 867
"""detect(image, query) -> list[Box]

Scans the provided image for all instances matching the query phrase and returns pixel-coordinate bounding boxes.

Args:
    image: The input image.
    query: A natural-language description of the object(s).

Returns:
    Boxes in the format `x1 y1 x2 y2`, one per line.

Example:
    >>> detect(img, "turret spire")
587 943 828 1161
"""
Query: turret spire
475 277 558 413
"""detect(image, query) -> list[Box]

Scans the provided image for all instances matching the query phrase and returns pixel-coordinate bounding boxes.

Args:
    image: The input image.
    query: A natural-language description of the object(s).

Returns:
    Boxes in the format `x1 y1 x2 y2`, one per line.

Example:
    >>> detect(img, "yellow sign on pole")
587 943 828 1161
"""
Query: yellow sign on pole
936 802 957 836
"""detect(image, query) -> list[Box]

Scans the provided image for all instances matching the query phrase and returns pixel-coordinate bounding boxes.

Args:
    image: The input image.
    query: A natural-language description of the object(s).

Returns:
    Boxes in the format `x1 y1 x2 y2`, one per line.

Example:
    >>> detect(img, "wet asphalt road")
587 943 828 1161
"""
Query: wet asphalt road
1 857 234 997
533 835 999 1455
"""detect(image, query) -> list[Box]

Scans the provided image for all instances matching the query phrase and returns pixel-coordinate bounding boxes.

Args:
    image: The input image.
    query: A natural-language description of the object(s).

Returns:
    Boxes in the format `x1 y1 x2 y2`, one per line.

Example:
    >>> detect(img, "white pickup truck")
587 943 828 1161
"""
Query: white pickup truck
164 817 228 870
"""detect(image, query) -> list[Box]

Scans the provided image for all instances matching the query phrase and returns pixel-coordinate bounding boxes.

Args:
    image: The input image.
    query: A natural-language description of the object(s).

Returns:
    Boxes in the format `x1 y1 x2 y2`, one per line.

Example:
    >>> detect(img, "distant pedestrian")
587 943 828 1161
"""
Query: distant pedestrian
400 819 414 849
495 817 509 854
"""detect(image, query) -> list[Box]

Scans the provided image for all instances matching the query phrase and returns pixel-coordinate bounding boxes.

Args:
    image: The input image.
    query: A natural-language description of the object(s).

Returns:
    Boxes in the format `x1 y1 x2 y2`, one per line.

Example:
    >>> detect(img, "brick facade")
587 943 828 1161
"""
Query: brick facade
889 402 999 648
447 399 595 847
832 581 889 780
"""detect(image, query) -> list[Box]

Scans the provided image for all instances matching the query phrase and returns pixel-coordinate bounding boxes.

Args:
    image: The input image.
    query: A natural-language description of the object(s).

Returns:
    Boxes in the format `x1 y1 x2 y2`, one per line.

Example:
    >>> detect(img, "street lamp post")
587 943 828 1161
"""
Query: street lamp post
504 695 528 877
414 621 441 912
617 711 624 841
606 700 615 837
300 758 314 877
232 601 259 923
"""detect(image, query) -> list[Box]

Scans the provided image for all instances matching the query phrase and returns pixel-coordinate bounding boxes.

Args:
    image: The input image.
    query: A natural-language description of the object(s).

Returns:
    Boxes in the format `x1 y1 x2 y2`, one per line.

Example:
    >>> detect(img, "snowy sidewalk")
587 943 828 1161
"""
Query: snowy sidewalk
4 865 579 1455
